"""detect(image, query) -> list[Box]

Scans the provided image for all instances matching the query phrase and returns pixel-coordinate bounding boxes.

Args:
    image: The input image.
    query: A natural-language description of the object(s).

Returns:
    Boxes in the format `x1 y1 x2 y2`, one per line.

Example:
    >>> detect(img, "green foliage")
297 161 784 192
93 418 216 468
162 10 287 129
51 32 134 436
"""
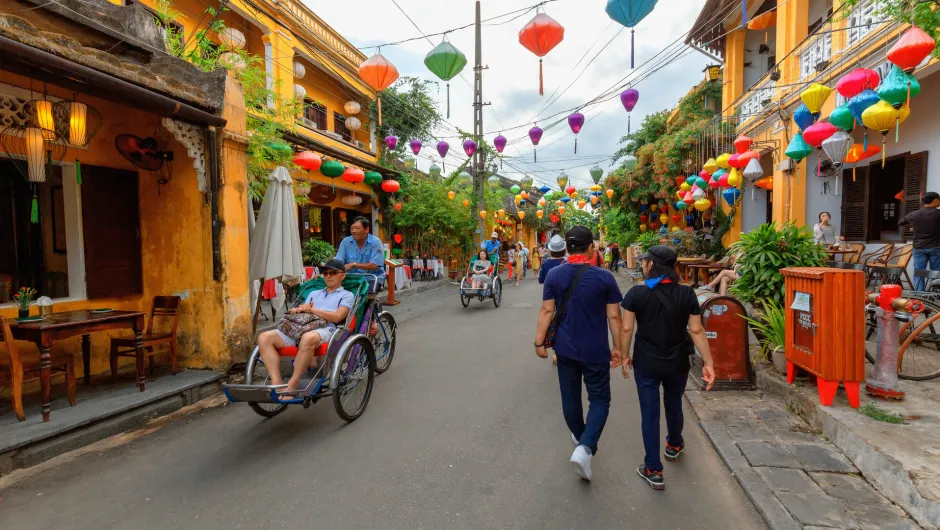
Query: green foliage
602 208 640 247
373 77 443 162
635 231 662 252
393 178 477 255
859 403 905 424
742 300 786 361
729 223 829 306
561 208 597 233
840 0 940 60
301 239 336 266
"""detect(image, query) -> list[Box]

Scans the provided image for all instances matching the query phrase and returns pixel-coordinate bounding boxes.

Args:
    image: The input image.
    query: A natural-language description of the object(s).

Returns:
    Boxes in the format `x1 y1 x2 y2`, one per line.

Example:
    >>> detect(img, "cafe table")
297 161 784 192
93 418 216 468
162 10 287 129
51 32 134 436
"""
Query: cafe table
10 309 146 422
675 257 709 284
825 249 857 262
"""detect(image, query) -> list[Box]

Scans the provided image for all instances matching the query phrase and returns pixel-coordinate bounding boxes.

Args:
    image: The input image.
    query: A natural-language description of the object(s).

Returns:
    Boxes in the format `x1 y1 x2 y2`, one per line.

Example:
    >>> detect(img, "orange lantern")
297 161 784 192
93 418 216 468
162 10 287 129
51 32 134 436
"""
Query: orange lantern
844 143 881 181
520 190 529 199
606 189 614 199
518 12 565 95
498 209 506 217
887 26 936 73
590 196 598 205
558 206 566 214
462 199 470 207
536 209 544 219
393 202 402 211
479 210 487 219
448 191 456 200
577 199 587 209
294 151 322 171
381 179 401 193
518 211 526 220
358 52 399 125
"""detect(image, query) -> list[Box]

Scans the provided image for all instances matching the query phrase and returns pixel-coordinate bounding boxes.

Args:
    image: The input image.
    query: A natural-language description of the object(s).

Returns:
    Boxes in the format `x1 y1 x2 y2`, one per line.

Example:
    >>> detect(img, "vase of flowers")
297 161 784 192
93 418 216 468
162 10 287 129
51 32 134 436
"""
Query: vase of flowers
13 287 37 319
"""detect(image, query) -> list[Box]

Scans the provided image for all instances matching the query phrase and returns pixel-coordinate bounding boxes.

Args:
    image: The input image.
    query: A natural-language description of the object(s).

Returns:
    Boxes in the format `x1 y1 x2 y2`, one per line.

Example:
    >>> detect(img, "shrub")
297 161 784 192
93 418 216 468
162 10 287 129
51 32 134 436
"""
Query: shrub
742 300 786 362
635 231 662 252
729 222 828 306
302 239 336 266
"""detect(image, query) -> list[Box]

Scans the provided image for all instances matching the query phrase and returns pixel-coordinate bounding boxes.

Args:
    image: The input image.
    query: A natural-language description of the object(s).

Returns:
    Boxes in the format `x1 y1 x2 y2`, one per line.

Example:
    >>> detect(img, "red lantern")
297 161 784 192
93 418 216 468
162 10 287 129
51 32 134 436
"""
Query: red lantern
518 12 565 95
341 167 365 183
392 202 402 211
650 221 659 230
802 122 837 148
887 26 936 73
837 68 880 99
565 185 576 195
294 151 322 171
381 179 401 193
672 214 680 223
733 135 752 154
660 205 667 214
640 214 648 222
727 153 743 169
393 234 403 244
675 175 686 186
550 212 560 223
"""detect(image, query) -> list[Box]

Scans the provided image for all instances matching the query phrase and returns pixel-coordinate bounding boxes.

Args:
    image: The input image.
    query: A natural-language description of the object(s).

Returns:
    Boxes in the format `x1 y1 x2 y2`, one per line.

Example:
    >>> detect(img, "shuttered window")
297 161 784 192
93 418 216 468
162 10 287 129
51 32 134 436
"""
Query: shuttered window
840 165 869 241
901 151 928 238
81 166 142 299
840 151 928 242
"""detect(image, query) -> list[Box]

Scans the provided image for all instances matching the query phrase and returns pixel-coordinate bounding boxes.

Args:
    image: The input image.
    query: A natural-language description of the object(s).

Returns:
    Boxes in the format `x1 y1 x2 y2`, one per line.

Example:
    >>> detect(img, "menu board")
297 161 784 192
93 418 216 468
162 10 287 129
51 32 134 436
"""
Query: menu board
792 291 815 354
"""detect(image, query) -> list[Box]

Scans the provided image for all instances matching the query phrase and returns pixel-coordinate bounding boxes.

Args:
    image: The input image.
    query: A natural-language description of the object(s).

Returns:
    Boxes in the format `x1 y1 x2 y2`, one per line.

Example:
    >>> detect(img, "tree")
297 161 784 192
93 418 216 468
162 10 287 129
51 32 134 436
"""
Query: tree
372 77 443 162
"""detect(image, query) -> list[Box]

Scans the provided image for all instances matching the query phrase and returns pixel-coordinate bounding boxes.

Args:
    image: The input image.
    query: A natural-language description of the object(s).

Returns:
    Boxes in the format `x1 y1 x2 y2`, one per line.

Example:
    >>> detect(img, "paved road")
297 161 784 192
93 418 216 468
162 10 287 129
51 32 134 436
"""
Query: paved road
0 277 764 529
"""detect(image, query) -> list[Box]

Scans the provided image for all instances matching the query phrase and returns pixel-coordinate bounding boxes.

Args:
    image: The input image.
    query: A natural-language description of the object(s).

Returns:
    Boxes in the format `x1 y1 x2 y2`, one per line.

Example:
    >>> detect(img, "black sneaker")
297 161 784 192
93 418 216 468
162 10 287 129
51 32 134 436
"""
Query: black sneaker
637 465 665 490
664 442 684 462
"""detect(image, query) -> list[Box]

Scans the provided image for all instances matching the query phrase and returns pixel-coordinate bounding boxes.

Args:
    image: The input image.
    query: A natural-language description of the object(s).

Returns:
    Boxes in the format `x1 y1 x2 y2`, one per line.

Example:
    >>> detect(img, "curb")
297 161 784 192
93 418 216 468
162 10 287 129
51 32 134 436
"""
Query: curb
377 278 450 303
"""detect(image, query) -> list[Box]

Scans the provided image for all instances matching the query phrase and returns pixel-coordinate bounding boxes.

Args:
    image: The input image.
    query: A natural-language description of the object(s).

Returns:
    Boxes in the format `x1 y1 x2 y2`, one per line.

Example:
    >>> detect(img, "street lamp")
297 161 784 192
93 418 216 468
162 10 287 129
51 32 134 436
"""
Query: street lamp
704 64 721 83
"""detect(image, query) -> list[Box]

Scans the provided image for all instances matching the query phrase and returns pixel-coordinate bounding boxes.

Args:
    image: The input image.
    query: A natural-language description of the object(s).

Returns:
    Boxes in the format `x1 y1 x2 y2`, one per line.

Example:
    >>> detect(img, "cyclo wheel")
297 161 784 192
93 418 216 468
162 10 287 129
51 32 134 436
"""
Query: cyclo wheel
373 311 397 374
896 309 940 381
333 336 376 422
245 348 288 418
493 277 502 308
460 276 471 307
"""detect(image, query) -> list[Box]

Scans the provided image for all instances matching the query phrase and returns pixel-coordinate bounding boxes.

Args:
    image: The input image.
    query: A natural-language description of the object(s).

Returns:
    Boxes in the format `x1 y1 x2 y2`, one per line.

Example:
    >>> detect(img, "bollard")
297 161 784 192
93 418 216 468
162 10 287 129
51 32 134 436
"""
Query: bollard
864 285 921 400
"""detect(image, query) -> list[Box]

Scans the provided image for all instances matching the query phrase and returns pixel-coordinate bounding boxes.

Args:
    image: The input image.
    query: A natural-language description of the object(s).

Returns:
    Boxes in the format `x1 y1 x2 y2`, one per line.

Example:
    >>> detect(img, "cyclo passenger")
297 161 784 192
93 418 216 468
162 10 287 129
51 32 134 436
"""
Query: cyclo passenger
468 250 494 294
257 259 355 399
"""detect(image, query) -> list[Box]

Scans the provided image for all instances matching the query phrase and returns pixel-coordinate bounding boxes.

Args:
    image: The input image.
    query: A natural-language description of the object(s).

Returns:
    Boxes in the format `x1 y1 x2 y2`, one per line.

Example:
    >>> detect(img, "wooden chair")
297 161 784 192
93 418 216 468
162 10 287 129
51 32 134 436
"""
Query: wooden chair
109 296 181 381
0 316 76 422
880 244 914 289
843 243 865 264
862 243 895 267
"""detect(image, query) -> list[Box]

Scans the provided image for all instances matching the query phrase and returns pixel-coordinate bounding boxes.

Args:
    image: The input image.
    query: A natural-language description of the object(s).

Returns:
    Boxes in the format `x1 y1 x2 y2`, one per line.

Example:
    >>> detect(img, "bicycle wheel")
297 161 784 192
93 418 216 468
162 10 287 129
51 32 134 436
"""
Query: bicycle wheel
493 277 502 307
897 309 940 380
333 336 376 422
373 312 397 374
245 348 288 418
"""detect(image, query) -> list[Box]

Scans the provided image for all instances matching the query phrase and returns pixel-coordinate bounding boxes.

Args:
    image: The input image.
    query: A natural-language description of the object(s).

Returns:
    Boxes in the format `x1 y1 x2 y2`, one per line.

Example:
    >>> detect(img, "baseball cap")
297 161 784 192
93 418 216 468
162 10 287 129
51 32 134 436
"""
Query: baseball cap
637 245 678 267
565 226 594 251
491 232 498 238
321 258 346 272
547 234 566 252
923 192 939 204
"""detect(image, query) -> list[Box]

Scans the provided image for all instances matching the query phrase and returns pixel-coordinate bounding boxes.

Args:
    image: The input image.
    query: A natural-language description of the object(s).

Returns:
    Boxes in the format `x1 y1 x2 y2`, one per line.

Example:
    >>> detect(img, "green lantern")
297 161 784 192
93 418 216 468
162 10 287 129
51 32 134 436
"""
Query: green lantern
556 173 569 189
320 160 345 178
404 155 416 170
878 65 921 109
829 104 855 132
457 171 472 187
785 133 813 162
392 247 403 257
268 140 292 158
423 37 468 119
510 184 521 194
519 175 533 189
488 175 501 190
429 164 442 179
364 171 383 185
590 165 604 184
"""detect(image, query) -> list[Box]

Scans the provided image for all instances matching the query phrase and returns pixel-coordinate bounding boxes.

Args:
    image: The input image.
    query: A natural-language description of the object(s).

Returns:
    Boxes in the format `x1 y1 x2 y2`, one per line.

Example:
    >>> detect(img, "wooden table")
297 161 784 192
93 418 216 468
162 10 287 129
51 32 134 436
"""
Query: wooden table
10 310 146 422
676 258 709 284
825 249 857 262
688 263 726 287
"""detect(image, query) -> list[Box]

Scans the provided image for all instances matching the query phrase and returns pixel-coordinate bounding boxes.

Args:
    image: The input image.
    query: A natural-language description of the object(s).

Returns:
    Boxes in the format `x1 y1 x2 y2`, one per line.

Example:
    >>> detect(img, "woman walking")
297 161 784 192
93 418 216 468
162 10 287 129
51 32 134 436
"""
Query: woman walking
513 242 525 286
620 245 716 491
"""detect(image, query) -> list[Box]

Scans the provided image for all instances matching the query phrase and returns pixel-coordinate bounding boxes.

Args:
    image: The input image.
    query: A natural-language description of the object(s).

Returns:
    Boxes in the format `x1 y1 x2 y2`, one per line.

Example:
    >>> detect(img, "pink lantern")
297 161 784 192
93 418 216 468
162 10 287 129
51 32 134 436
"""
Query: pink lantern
699 169 710 180
727 153 742 169
494 134 507 153
621 89 639 133
837 68 880 99
718 172 730 188
463 139 477 157
567 112 584 153
409 138 422 155
803 122 838 148
384 135 398 150
683 191 694 204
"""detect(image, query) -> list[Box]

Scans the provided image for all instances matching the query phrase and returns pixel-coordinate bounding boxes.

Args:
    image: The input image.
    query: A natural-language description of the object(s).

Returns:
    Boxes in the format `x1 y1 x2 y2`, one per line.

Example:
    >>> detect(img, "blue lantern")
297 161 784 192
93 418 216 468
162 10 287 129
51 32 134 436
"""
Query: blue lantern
793 103 818 132
722 187 741 205
539 185 551 194
606 0 659 68
685 214 695 224
561 197 571 203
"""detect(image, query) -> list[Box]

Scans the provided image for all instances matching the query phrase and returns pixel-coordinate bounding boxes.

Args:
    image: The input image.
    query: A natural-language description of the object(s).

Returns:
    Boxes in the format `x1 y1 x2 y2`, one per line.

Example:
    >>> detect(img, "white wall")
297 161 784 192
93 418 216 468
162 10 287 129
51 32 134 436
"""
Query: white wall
743 29 776 89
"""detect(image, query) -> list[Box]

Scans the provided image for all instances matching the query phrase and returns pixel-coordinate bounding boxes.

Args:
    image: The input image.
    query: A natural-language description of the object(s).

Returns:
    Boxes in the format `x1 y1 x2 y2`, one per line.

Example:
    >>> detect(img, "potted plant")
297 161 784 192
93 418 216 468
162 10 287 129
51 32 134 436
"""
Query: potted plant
13 287 37 319
743 300 787 373
301 239 336 267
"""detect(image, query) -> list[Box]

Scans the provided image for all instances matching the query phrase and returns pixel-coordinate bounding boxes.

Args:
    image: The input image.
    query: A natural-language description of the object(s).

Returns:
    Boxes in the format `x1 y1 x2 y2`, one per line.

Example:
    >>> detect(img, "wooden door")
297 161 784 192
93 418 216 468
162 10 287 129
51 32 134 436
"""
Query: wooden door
81 166 142 299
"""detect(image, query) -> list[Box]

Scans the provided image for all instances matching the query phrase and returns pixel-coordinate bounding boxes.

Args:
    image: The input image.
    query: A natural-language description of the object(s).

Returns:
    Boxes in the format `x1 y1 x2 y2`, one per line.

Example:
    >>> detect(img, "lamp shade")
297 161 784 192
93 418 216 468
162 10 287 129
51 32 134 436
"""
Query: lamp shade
494 134 507 153
385 135 398 150
556 173 569 188
837 68 880 99
346 117 362 131
320 159 345 178
878 65 921 109
800 83 831 114
829 104 855 132
743 157 763 181
785 133 813 162
886 26 936 72
703 158 718 174
862 100 910 134
294 151 322 171
344 100 361 115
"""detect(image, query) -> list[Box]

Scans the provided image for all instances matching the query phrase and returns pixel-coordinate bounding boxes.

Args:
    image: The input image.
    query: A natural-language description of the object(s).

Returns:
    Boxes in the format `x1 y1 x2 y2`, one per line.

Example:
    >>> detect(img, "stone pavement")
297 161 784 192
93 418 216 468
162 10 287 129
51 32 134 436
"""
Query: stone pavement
686 390 920 530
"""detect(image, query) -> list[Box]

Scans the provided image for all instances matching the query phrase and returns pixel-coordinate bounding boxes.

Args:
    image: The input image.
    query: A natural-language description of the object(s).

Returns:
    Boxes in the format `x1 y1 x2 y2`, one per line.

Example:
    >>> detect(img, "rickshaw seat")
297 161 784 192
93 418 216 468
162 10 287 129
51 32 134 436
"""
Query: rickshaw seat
275 316 356 358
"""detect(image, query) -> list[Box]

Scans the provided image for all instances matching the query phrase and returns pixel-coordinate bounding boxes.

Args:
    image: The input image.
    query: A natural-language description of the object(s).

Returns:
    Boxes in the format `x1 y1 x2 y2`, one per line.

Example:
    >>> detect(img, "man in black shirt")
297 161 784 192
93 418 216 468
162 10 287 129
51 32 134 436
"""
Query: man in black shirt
900 192 940 291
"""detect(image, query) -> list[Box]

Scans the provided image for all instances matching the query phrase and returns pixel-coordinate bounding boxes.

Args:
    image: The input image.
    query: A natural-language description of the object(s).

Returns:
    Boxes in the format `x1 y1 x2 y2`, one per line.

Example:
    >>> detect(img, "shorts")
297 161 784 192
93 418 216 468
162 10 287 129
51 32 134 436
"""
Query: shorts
275 327 337 348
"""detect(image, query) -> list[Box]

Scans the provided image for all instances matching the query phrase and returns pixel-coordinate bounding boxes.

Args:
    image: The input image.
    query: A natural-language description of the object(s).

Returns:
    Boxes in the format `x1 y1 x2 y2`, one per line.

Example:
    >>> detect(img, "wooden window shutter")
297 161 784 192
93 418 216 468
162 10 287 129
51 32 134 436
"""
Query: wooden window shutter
901 151 928 238
81 166 142 299
840 165 869 241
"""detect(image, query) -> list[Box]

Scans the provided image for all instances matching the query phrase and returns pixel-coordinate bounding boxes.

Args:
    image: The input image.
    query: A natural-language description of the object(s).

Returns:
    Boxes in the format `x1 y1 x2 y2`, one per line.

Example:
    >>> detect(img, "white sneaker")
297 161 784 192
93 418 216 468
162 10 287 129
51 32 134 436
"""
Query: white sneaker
570 445 593 481
571 433 579 446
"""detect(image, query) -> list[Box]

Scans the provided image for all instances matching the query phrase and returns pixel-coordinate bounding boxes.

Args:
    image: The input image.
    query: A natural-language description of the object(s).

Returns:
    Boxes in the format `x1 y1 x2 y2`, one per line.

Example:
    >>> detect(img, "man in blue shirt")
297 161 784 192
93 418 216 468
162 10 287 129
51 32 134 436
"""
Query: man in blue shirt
483 232 501 266
538 234 566 284
334 216 385 289
534 226 623 482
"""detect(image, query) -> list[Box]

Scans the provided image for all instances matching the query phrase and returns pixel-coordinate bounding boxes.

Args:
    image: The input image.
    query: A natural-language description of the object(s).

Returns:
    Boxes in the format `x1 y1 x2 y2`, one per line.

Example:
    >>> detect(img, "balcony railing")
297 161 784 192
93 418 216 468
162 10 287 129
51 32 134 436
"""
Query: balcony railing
845 0 885 49
737 76 776 119
799 32 832 81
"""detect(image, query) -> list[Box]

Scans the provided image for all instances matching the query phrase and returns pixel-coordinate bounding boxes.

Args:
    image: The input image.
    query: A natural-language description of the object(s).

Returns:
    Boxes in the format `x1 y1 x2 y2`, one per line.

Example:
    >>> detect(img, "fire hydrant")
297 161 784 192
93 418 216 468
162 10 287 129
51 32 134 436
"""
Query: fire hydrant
865 285 922 400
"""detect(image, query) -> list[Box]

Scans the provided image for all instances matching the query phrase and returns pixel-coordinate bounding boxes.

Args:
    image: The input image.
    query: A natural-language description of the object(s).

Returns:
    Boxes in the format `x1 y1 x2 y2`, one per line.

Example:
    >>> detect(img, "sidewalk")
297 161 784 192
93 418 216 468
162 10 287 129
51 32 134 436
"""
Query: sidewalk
686 388 919 530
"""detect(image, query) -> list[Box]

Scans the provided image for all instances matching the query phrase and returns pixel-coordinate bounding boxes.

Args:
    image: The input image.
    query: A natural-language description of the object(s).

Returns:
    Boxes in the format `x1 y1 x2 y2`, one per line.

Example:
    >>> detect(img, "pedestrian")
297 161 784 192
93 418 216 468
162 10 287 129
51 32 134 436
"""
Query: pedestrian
589 242 604 267
513 242 525 286
813 212 835 247
603 246 611 268
609 243 621 272
538 235 567 285
534 226 623 482
619 245 715 491
900 191 940 291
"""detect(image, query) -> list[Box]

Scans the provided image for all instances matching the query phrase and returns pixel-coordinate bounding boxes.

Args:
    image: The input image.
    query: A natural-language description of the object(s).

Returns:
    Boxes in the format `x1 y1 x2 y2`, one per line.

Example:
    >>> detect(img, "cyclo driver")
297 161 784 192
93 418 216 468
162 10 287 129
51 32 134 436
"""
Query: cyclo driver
333 215 385 334
484 232 501 268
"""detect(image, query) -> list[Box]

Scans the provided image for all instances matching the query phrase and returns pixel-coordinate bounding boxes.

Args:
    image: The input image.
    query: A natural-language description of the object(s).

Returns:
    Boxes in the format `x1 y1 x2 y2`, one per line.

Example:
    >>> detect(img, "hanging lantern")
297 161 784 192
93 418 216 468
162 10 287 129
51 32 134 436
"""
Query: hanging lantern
520 175 534 189
675 201 687 210
23 99 56 140
675 175 686 187
722 188 741 204
558 206 566 215
694 198 712 211
294 151 322 171
518 11 565 95
518 211 526 220
640 224 647 232
606 0 657 68
424 37 467 118
717 172 730 188
53 98 102 147
659 213 668 225
715 153 730 169
345 117 362 132
393 234 404 244
587 166 604 185
393 203 402 211
591 196 599 205
539 185 551 194
640 213 649 223
800 83 831 114
385 136 398 150
520 190 530 199
293 84 306 100
488 175 501 190
0 126 66 183
536 209 544 219
837 68 880 99
577 199 586 209
567 112 585 153
727 168 742 187
821 130 853 167
848 89 881 150
887 26 936 73
463 199 470 207
219 52 247 73
590 184 602 193
694 176 708 188
341 194 363 206
621 88 640 133
458 171 472 187
320 159 345 178
344 100 361 115
785 133 813 162
538 198 547 207
703 158 718 174
829 104 855 132
479 210 488 220
680 182 691 192
683 191 695 204
408 139 422 155
514 194 523 205
727 153 742 169
802 122 837 148
429 164 442 179
359 52 399 125
747 10 776 31
556 200 564 206
691 187 705 200
606 189 614 199
510 184 521 194
364 171 383 186
556 172 568 189
404 156 416 170
793 103 818 132
862 101 910 166
448 190 456 200
342 167 365 183
219 27 246 49
463 139 477 157
565 185 576 195
529 126 543 162
734 135 752 154
879 65 921 109
381 179 401 193
295 180 312 196
743 158 763 181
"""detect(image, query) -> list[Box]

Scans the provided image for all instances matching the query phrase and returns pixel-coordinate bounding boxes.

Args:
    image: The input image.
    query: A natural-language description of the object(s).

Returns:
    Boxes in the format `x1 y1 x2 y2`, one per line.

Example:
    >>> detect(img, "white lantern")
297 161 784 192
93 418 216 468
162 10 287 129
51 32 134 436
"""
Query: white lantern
293 61 306 79
219 27 246 50
342 195 363 206
344 101 361 115
294 84 306 100
346 116 362 131
219 52 247 73
404 156 416 170
296 181 311 196
25 127 46 182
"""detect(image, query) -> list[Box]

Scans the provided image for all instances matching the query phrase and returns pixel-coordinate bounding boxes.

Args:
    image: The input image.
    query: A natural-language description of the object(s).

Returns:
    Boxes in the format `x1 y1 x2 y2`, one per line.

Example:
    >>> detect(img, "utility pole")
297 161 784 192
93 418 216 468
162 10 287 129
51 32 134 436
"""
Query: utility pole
473 0 485 249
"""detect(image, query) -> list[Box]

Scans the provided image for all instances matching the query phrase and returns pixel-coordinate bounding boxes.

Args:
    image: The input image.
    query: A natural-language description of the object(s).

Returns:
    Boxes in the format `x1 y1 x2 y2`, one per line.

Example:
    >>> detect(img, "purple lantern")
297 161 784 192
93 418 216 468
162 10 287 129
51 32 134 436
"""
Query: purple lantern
437 140 449 158
409 138 422 155
384 135 398 150
567 112 585 153
463 139 477 157
621 89 639 134
494 134 507 153
529 125 543 162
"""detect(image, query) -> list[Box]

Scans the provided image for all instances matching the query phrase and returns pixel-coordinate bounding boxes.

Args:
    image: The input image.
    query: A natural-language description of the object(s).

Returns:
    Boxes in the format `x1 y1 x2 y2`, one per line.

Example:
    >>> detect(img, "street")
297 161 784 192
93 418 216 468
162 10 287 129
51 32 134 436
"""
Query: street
0 279 764 529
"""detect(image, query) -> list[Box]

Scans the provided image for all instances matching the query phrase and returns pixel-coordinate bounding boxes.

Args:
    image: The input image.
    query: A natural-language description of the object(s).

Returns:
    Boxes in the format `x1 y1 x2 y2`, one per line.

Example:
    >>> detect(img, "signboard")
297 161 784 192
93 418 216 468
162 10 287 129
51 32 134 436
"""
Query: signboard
793 291 815 354
385 259 403 267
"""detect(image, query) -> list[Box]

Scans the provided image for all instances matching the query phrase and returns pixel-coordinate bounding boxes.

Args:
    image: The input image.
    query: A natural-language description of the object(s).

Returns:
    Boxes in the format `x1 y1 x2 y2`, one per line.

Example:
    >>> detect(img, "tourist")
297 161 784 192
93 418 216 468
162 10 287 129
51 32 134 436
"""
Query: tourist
620 245 715 491
609 243 621 272
513 242 525 286
813 212 835 246
535 226 623 482
901 192 940 290
538 235 566 284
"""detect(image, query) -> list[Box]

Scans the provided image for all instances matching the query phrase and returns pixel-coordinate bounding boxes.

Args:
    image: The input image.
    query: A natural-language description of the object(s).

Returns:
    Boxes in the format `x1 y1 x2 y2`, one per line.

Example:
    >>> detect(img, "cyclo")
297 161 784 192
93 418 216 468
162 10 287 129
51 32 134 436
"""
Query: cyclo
222 274 396 421
459 251 502 308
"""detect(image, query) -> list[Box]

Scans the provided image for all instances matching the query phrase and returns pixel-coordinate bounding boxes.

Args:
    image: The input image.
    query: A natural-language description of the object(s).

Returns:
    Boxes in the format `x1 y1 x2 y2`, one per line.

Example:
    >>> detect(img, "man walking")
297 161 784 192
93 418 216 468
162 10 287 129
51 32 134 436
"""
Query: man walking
900 192 940 291
535 226 623 482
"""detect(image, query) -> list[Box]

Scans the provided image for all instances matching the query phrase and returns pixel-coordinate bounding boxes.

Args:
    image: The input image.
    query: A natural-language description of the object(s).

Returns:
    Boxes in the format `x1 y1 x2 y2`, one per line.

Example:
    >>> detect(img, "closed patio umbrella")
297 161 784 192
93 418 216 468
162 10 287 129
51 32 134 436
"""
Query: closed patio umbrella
249 166 304 333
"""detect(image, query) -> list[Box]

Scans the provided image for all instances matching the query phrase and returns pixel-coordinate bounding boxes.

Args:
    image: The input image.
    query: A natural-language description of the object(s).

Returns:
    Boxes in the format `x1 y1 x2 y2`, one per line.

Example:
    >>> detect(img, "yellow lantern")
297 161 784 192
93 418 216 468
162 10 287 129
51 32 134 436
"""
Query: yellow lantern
800 83 831 114
479 210 487 219
498 209 506 217
67 101 88 145
462 199 470 207
589 184 602 192
703 158 719 174
518 211 526 220
727 168 742 187
640 224 648 232
694 198 712 211
25 127 47 182
659 214 668 224
558 206 566 215
536 209 544 219
680 182 691 192
569 191 577 199
862 101 910 166
538 198 547 207
716 153 730 169
448 191 456 200
606 189 614 199
578 199 587 209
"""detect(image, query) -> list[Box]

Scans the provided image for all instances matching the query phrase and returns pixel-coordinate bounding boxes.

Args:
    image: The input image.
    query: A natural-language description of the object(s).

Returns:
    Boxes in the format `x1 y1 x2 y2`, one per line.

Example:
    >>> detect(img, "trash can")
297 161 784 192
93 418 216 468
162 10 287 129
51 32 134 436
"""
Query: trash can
690 289 752 389
781 267 866 408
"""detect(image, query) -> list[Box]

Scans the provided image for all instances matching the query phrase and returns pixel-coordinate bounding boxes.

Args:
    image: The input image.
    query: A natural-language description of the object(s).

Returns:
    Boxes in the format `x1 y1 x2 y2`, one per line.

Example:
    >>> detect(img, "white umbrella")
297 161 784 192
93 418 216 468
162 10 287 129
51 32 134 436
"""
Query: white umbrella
249 166 304 333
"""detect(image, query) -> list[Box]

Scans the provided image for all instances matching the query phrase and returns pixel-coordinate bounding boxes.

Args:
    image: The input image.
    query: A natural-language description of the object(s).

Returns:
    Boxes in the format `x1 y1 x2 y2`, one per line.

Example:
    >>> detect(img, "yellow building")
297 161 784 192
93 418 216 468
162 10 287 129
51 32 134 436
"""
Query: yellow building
688 0 937 250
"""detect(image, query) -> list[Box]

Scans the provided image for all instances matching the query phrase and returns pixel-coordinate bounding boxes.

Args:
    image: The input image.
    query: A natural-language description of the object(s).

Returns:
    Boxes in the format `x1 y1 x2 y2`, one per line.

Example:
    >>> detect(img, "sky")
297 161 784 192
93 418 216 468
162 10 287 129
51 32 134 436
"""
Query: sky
308 0 712 190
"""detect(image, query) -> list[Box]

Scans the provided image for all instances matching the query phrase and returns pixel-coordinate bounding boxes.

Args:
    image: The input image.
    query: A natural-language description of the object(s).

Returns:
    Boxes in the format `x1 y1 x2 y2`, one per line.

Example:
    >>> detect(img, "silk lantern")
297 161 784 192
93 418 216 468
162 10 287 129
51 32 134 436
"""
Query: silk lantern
821 130 853 192
683 191 694 204
438 140 450 159
829 104 855 132
556 173 569 189
675 175 686 186
448 190 456 200
785 133 813 162
457 171 471 187
393 203 402 212
536 209 544 219
529 126 543 162
848 89 880 150
479 210 487 220
463 199 470 207
887 26 936 73
558 206 566 215
424 37 467 118
382 179 402 193
695 176 708 189
722 188 741 205
409 139 422 155
793 103 818 132
487 175 501 191
640 224 648 232
521 190 530 200
694 198 712 211
344 101 361 115
680 182 691 192
567 112 585 153
800 83 831 114
358 52 399 125
393 234 404 244
844 143 881 181
743 157 763 199
498 208 506 217
518 12 565 95
520 175 534 189
621 88 639 133
675 200 687 210
518 211 526 220
342 167 365 183
294 151 322 171
727 168 742 187
727 153 742 169
717 172 730 188
590 184 602 193
862 101 910 166
538 198 547 207
734 135 752 154
320 159 345 178
539 185 551 194
879 65 920 110
364 171 383 186
494 134 507 156
591 196 599 205
429 164 442 179
510 184 521 194
590 165 604 184
837 68 880 99
578 199 587 209
606 189 614 199
703 158 718 174
802 122 837 148
716 153 730 169
463 139 477 157
606 0 658 68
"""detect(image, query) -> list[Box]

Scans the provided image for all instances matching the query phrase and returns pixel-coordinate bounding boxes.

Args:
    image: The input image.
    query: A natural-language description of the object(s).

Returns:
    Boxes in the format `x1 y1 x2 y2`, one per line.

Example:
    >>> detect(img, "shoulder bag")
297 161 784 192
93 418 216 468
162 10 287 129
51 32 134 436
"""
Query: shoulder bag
544 265 589 349
649 286 695 358
279 312 329 342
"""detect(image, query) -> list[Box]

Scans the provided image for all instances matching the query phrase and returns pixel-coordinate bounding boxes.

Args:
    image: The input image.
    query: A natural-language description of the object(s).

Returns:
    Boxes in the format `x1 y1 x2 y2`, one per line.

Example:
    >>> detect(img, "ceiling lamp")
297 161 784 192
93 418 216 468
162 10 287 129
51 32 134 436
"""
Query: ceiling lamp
341 194 363 206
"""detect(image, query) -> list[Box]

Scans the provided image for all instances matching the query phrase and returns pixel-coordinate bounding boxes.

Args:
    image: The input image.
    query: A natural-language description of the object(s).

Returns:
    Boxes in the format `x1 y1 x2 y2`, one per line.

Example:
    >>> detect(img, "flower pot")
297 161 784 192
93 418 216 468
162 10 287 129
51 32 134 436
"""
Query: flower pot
17 308 29 319
772 346 787 374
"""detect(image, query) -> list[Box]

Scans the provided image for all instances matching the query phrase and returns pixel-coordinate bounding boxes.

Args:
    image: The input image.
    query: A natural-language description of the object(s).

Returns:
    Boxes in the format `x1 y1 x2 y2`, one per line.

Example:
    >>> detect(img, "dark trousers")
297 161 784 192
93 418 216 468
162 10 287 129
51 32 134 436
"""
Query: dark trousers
557 355 611 455
634 367 688 472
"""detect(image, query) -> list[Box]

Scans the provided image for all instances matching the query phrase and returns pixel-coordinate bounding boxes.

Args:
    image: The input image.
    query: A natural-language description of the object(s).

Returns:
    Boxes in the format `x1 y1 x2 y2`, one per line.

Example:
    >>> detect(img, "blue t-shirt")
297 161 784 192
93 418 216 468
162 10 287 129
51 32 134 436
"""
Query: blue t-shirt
304 287 356 331
335 233 386 282
483 239 501 256
543 263 623 364
538 257 565 284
